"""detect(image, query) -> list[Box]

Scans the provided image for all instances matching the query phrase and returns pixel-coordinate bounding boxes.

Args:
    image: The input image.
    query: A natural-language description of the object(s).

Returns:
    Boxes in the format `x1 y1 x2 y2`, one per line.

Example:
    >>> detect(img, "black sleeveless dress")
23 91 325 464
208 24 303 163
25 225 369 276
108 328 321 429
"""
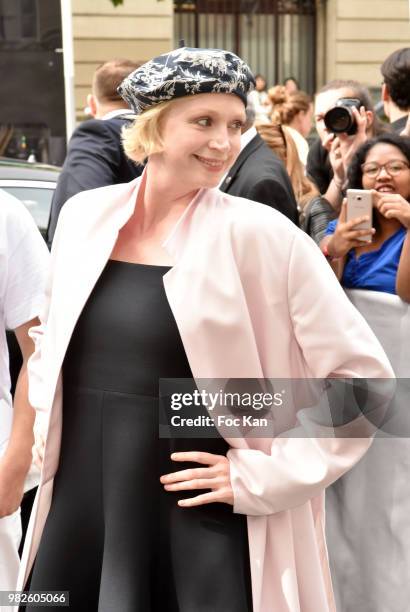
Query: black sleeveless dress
27 261 252 612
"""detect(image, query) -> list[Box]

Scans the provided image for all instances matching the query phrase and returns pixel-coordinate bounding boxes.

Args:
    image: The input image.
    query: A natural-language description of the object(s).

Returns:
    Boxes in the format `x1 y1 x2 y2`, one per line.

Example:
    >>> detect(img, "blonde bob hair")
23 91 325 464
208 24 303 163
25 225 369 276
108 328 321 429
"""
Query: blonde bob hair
122 99 174 163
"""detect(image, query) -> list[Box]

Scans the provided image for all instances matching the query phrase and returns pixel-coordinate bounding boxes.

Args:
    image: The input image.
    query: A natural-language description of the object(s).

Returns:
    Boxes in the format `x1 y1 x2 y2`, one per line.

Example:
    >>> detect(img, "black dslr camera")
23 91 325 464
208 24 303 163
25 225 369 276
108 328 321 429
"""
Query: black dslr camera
324 98 361 135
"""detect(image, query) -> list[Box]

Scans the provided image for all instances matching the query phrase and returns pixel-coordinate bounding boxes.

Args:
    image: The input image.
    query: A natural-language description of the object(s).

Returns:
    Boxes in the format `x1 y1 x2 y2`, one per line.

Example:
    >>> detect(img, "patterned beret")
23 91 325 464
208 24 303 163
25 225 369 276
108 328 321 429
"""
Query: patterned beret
118 46 255 114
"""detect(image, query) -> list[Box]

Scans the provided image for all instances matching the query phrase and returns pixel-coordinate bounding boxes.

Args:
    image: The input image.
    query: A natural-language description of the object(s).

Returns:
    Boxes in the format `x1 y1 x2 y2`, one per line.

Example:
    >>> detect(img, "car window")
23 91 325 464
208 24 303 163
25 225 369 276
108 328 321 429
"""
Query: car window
0 186 53 233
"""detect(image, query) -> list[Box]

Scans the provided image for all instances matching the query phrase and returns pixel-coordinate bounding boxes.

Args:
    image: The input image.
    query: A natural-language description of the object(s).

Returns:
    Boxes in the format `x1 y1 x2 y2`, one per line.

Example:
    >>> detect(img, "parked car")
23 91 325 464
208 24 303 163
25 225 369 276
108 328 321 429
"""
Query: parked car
0 157 60 239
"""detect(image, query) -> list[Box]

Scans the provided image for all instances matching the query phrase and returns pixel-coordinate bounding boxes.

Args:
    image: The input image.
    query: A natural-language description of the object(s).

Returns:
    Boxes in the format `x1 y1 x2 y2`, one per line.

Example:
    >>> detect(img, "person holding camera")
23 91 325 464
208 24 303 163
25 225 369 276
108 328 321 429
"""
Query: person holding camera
322 132 410 302
304 80 387 244
307 80 386 198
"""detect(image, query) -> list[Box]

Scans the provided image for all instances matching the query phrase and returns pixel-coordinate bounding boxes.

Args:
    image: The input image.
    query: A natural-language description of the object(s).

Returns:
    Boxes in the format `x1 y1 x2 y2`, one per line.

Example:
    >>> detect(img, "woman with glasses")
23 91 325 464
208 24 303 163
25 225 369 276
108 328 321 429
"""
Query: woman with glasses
322 133 410 302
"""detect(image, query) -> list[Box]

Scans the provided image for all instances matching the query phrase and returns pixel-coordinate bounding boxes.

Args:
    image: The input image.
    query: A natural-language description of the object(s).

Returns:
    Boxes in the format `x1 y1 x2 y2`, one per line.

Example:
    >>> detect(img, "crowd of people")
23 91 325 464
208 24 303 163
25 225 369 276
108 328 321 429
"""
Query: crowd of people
0 44 409 612
247 51 410 304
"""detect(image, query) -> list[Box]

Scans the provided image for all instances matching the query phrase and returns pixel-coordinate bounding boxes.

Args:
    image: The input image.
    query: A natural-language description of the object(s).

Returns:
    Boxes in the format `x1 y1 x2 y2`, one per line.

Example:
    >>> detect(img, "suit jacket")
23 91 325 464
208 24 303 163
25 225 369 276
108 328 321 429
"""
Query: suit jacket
391 114 408 133
219 133 299 225
46 114 143 246
20 177 393 612
306 137 333 195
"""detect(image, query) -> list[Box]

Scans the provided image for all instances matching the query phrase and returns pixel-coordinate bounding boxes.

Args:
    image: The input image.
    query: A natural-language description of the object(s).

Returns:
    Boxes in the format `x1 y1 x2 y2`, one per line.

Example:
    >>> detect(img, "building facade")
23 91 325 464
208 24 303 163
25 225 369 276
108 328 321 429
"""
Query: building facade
319 0 410 88
72 0 410 120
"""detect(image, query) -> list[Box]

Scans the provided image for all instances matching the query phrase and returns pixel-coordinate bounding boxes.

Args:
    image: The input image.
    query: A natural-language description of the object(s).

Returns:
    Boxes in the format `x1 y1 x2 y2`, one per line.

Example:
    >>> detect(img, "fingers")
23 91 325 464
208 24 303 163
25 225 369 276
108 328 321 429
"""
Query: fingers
163 477 223 492
383 209 402 220
323 132 335 151
161 451 233 506
32 446 43 470
169 451 224 465
345 228 375 239
32 430 45 469
349 240 372 248
330 135 340 152
160 466 215 484
352 105 367 131
376 194 408 214
344 215 372 230
177 489 233 507
339 199 347 222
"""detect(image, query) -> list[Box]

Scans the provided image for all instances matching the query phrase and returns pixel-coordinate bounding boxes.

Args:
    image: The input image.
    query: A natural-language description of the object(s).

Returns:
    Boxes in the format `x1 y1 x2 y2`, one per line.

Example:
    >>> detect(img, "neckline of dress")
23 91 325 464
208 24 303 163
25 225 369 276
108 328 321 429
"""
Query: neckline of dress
108 259 172 269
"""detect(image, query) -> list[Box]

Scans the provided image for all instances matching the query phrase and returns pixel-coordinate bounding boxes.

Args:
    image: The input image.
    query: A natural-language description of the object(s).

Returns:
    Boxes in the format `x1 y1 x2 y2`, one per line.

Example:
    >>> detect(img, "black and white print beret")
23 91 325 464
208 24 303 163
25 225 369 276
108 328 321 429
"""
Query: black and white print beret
118 47 255 114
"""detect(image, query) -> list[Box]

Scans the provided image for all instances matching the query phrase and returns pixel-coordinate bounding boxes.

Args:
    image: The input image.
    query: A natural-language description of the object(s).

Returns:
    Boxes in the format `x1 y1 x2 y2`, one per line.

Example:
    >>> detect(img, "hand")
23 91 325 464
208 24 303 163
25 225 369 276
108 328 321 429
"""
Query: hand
32 426 45 470
327 199 375 258
0 458 25 518
160 451 233 507
338 106 368 171
374 191 410 229
327 135 345 186
326 106 369 185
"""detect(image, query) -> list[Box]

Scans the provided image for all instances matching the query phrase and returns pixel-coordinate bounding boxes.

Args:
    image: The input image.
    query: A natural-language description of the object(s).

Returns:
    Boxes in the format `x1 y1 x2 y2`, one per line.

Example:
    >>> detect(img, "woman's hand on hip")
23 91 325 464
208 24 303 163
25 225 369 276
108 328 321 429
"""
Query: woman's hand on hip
160 451 234 507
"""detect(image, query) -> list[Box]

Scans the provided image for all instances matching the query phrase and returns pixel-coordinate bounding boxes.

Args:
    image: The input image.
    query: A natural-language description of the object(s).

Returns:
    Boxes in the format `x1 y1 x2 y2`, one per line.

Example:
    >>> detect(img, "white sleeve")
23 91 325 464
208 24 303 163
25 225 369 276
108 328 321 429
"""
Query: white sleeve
4 206 49 330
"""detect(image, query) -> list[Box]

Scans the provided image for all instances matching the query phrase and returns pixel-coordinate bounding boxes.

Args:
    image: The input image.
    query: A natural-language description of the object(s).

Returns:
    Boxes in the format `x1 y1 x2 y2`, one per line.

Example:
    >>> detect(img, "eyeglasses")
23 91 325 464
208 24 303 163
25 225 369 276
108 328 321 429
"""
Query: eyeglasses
361 159 410 178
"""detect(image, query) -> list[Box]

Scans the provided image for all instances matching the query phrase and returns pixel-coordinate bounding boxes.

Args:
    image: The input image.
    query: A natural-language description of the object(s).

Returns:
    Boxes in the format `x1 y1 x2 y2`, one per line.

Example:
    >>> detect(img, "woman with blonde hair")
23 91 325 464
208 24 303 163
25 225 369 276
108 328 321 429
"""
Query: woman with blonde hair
268 85 313 164
20 47 392 612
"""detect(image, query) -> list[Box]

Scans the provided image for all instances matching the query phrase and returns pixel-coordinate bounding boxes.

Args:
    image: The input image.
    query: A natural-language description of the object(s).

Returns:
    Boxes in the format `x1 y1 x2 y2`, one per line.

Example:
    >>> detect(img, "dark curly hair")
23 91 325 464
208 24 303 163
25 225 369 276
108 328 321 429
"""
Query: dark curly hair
347 132 410 189
381 48 410 111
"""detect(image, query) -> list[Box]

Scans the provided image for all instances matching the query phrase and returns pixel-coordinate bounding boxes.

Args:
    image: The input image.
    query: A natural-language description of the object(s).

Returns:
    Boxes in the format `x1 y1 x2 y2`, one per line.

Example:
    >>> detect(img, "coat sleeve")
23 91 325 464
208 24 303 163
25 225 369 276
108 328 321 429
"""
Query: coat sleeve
227 230 394 516
27 201 70 413
47 120 121 246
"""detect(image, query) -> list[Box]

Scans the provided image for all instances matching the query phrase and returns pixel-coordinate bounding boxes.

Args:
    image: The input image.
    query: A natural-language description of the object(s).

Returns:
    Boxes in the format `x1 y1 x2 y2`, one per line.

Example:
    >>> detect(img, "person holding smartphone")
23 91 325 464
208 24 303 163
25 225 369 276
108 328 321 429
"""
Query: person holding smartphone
322 132 410 302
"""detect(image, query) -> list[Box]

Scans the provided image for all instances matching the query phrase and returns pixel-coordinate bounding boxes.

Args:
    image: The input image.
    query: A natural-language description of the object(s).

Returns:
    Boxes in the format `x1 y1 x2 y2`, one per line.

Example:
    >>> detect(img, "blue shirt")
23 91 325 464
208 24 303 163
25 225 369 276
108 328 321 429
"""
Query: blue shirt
325 220 406 295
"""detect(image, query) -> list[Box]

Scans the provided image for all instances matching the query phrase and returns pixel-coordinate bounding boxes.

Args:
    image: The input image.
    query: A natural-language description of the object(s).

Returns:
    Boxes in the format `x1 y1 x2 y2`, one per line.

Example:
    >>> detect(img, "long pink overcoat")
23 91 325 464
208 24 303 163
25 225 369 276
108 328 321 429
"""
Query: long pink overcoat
19 177 393 611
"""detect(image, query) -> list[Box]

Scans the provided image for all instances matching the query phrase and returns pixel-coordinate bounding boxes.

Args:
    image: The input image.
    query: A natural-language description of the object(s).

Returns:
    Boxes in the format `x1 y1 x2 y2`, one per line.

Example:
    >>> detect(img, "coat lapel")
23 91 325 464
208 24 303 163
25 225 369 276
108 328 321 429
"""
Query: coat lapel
46 178 142 395
219 134 262 193
163 188 269 451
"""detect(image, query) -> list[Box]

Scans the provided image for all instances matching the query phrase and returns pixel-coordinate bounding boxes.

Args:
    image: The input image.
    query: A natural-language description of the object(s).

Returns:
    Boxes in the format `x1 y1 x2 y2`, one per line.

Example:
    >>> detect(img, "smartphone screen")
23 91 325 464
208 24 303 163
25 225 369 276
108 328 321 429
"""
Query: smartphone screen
346 189 373 243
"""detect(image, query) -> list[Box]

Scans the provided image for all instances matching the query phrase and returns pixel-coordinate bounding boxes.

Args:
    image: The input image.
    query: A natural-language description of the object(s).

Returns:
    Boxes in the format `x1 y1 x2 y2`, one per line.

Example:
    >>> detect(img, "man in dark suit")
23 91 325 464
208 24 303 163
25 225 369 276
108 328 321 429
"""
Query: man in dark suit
380 47 410 134
219 103 299 225
47 59 143 246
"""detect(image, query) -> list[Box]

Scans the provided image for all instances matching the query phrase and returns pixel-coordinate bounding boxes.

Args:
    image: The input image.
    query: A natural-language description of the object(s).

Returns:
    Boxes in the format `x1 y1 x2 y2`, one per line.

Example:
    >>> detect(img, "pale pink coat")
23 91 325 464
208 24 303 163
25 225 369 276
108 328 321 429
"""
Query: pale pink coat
19 177 393 611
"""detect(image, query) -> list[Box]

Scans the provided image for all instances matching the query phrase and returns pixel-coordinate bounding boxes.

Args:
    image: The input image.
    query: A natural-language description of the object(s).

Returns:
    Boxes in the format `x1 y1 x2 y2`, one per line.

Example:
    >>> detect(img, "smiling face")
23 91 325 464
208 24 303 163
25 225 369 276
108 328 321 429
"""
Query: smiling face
362 142 410 199
154 93 246 190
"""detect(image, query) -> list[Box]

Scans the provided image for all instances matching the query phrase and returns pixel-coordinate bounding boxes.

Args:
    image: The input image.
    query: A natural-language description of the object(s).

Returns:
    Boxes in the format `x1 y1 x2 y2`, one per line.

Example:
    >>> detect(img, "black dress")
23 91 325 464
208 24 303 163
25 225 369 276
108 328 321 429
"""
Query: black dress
27 260 252 612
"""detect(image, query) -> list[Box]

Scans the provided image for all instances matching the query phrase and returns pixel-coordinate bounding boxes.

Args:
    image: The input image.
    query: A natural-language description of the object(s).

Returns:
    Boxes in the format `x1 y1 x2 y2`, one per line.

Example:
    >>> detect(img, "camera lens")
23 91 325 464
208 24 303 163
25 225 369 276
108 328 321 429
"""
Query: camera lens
324 107 353 134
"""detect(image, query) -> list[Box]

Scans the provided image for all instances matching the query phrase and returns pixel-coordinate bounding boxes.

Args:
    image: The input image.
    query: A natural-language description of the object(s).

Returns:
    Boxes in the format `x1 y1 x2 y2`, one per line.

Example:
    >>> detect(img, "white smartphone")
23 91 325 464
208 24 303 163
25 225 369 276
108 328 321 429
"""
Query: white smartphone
346 189 373 243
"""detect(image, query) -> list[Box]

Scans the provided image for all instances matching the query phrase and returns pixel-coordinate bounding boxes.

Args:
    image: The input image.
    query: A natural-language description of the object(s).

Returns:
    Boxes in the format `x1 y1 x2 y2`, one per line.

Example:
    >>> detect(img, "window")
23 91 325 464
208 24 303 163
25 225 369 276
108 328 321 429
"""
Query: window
0 0 38 43
0 182 55 236
174 0 317 93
